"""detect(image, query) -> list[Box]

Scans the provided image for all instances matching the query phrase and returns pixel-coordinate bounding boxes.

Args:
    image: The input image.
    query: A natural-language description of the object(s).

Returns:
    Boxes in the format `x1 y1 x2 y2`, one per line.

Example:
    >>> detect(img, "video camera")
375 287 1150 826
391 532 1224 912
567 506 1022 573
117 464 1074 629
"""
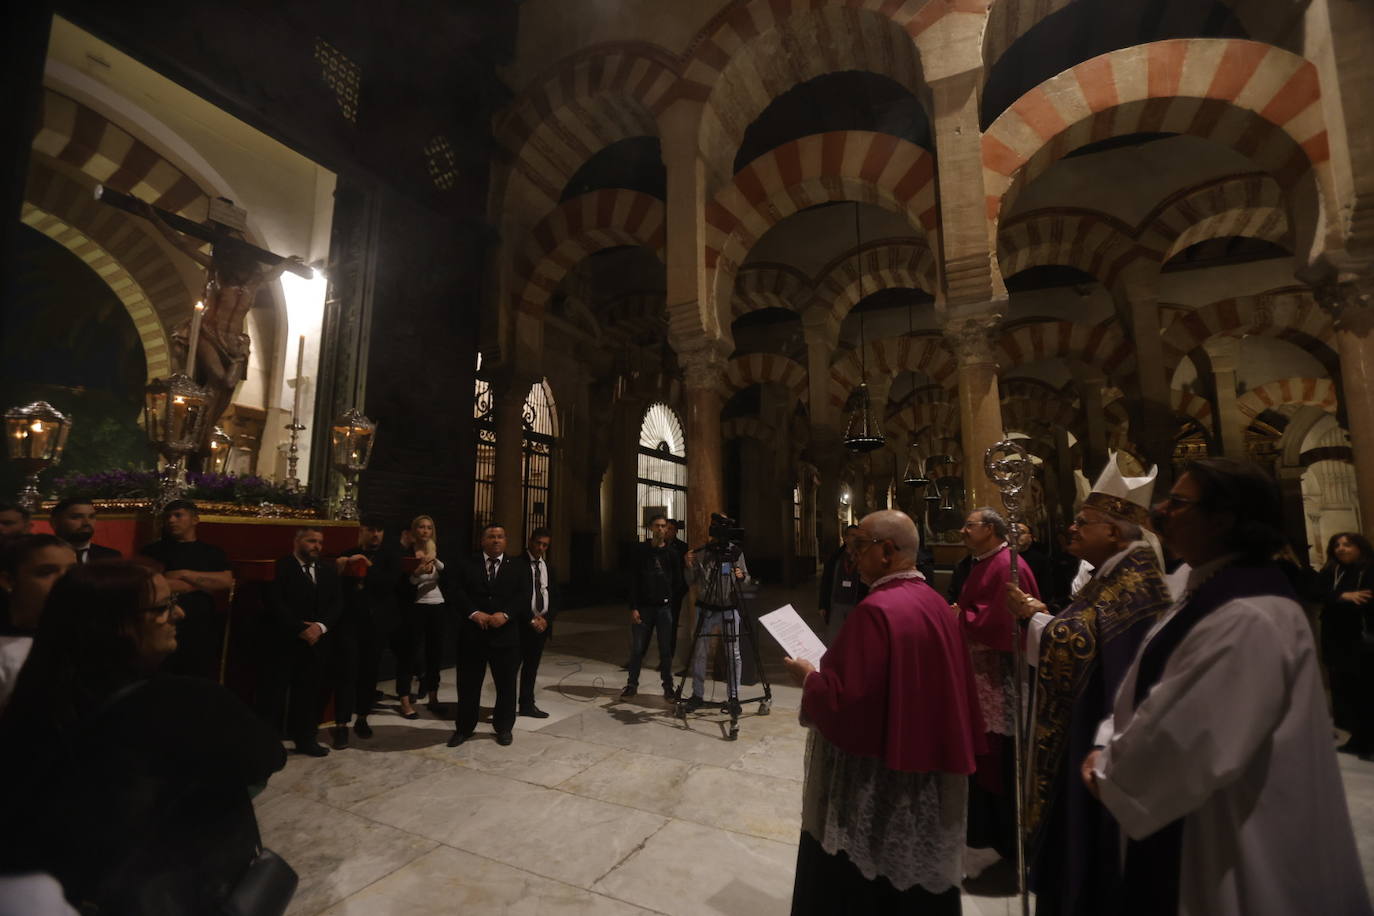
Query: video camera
708 513 745 544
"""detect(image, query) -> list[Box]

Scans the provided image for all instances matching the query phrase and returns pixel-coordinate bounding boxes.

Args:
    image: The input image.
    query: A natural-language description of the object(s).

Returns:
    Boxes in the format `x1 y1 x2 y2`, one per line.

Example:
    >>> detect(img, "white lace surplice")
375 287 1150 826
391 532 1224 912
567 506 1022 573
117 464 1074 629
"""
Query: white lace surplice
801 730 966 893
968 643 1015 736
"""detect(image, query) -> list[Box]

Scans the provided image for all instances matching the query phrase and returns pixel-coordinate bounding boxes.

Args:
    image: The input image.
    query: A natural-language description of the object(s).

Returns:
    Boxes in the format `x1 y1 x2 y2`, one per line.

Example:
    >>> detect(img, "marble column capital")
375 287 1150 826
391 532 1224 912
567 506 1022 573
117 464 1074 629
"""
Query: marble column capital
679 342 733 395
943 313 1003 366
1313 276 1374 335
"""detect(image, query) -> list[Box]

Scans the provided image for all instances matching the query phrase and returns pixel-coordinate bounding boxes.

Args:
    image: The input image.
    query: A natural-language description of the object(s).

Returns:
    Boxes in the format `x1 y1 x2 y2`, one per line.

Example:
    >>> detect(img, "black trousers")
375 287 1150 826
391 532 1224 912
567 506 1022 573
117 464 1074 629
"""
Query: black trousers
518 620 549 708
165 604 224 681
394 602 445 699
332 609 388 725
627 602 675 690
455 632 519 736
256 636 330 741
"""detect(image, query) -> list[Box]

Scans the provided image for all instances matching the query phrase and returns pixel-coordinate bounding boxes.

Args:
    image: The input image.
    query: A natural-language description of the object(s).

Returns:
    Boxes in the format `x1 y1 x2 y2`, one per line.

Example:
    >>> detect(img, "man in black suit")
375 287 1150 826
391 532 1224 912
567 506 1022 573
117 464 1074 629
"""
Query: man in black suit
515 526 559 719
448 523 530 748
49 498 121 563
331 514 400 747
259 526 342 757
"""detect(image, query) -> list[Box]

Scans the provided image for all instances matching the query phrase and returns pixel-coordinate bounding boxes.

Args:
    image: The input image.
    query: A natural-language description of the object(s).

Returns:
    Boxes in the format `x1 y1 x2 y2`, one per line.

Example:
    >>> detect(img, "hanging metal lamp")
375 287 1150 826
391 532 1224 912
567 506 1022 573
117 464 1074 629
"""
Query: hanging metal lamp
842 202 887 453
901 443 930 487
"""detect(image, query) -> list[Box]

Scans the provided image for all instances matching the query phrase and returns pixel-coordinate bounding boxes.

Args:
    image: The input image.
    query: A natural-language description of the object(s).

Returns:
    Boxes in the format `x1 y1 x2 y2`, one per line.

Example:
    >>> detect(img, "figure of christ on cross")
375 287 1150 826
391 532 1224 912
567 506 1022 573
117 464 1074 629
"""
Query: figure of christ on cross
124 193 305 444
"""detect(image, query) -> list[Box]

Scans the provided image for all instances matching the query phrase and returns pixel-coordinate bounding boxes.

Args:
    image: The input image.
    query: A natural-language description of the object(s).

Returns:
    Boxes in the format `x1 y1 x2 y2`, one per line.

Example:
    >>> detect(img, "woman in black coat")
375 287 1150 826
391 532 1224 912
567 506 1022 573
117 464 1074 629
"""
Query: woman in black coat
0 562 287 915
1318 531 1374 756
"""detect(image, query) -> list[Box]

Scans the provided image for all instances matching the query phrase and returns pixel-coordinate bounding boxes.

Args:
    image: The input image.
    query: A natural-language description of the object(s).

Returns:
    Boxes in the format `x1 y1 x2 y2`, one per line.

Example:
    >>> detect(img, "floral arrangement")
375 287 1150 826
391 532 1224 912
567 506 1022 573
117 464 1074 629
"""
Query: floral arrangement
52 470 321 510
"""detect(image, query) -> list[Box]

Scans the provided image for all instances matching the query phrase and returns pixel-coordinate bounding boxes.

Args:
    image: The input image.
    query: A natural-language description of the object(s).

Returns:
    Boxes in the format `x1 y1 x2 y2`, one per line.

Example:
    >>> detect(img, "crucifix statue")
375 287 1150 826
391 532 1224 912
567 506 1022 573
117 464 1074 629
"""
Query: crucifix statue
96 185 308 452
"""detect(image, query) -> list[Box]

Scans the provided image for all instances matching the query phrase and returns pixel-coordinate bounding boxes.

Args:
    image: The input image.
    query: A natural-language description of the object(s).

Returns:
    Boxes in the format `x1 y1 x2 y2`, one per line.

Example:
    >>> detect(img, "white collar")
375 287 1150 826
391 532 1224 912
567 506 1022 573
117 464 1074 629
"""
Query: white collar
870 568 926 589
974 542 1006 562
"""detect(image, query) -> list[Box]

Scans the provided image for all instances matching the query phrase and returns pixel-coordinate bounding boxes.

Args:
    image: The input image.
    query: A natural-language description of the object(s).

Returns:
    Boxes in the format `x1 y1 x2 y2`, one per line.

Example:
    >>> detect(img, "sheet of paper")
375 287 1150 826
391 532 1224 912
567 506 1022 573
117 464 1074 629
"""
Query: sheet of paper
758 603 827 670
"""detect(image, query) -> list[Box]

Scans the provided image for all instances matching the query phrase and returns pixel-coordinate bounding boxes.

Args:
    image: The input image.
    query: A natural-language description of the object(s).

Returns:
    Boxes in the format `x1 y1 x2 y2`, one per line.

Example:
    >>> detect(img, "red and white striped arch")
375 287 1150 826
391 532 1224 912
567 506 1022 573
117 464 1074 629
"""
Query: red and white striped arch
1141 172 1290 262
1237 377 1338 420
997 209 1152 288
1172 388 1216 429
886 400 961 441
995 320 1136 380
495 43 678 221
982 40 1332 255
1159 290 1335 373
514 190 666 317
687 4 927 191
730 263 811 320
813 238 938 324
33 89 209 220
706 131 938 321
829 335 958 409
723 353 810 406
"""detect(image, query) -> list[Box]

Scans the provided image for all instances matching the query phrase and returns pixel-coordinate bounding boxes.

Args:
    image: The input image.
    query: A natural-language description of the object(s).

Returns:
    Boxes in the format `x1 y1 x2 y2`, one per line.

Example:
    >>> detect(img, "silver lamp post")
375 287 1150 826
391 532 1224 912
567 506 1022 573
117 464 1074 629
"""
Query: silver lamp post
143 374 214 511
205 426 236 475
330 408 376 520
4 401 72 512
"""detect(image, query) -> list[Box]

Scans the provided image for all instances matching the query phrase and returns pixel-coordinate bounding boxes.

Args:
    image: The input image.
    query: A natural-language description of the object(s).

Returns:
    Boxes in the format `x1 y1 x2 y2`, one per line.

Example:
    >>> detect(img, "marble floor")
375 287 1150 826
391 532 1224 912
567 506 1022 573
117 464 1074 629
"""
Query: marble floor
255 584 1374 915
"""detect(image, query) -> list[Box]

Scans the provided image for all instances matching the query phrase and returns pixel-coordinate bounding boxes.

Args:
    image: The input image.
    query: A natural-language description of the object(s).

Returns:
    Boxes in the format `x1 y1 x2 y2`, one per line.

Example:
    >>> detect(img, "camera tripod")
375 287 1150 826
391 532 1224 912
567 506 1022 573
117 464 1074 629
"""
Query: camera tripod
671 542 772 740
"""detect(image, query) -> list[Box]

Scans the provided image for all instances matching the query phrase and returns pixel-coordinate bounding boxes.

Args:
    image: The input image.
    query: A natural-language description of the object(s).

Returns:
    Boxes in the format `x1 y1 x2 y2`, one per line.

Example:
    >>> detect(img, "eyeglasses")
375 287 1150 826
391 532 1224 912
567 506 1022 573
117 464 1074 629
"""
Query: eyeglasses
1071 516 1110 529
1160 494 1199 511
961 521 990 531
143 596 180 619
851 535 890 553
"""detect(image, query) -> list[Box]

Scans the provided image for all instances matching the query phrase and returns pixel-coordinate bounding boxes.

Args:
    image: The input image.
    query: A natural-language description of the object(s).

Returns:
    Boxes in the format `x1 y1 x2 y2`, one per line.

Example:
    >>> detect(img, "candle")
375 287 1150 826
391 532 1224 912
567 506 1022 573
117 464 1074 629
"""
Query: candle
292 334 306 424
186 301 205 378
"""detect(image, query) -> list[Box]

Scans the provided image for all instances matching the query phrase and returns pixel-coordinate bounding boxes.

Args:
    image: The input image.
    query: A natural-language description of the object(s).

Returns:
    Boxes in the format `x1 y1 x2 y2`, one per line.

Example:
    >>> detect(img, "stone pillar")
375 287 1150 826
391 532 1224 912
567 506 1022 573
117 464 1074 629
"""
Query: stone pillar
1276 465 1311 556
492 380 530 536
605 395 644 570
1317 279 1374 528
1054 425 1078 530
1075 368 1109 480
945 313 1006 510
1120 287 1175 490
681 348 729 544
1204 337 1247 459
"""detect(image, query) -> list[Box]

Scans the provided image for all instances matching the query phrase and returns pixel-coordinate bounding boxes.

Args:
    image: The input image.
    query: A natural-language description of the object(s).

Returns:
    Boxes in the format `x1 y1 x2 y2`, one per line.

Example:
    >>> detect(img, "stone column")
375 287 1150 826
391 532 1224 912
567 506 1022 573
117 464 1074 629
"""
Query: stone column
681 346 729 543
1120 287 1175 490
492 379 531 536
1317 278 1374 528
945 313 1006 510
1276 465 1311 556
1054 425 1078 529
605 394 644 571
1075 368 1109 480
1204 337 1247 459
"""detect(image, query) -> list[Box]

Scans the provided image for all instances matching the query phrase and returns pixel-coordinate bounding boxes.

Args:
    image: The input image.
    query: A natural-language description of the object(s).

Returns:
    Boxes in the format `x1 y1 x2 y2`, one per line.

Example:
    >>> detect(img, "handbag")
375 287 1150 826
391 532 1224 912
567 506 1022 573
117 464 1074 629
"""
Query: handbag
221 847 298 916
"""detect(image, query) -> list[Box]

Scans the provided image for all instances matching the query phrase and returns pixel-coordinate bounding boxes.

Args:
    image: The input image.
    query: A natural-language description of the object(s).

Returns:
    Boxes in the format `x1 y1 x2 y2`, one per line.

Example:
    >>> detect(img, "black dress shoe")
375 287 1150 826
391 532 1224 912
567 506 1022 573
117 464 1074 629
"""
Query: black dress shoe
663 687 677 701
426 699 447 716
518 704 550 719
331 726 349 750
685 695 704 711
295 739 330 757
354 717 373 739
621 685 637 698
496 731 514 746
447 731 473 748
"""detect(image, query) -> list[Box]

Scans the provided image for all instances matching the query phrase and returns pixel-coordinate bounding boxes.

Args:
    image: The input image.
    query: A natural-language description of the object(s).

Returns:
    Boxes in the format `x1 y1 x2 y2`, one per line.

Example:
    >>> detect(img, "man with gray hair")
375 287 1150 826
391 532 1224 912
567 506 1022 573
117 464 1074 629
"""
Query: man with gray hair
784 509 984 912
954 504 1041 861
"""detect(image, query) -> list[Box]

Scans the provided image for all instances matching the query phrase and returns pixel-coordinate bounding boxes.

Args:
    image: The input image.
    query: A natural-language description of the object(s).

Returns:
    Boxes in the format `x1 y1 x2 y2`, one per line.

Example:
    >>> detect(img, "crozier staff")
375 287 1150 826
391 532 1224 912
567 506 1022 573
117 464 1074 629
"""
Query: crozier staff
784 510 983 916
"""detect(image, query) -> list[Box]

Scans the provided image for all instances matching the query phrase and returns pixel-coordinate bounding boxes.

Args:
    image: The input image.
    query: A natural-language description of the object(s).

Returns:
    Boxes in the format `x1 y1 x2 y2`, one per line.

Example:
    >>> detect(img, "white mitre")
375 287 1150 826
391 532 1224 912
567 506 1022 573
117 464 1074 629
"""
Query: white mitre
1083 450 1157 525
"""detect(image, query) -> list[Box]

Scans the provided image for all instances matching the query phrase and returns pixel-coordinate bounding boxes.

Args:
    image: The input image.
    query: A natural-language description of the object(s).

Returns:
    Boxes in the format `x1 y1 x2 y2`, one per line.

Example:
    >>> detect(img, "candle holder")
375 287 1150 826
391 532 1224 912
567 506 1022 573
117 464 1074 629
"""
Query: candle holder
283 418 305 493
144 374 213 511
5 401 72 512
206 426 235 474
329 408 376 520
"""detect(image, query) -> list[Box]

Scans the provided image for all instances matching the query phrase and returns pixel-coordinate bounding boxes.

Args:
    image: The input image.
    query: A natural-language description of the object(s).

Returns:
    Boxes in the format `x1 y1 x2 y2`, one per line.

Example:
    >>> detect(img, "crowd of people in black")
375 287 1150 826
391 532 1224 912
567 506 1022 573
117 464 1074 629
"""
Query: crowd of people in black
0 498 560 914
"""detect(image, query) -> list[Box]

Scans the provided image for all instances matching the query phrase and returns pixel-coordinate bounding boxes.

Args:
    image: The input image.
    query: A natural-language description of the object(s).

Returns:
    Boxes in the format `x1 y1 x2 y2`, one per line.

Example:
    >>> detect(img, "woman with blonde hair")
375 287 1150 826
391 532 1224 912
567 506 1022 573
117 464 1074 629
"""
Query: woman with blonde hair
395 515 448 719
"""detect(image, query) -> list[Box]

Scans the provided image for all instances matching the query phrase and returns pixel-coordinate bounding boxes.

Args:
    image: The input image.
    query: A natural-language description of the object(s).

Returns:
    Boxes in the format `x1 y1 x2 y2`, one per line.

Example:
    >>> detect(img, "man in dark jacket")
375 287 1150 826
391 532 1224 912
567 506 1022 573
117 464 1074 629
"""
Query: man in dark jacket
332 514 400 747
448 523 530 747
49 498 121 563
258 526 342 756
818 525 867 643
513 527 560 718
623 515 685 700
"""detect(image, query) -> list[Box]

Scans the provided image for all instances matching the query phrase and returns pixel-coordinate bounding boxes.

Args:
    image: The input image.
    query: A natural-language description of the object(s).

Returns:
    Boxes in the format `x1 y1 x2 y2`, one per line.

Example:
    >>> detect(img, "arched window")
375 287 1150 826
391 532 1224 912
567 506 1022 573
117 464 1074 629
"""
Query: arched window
636 402 687 539
473 357 559 543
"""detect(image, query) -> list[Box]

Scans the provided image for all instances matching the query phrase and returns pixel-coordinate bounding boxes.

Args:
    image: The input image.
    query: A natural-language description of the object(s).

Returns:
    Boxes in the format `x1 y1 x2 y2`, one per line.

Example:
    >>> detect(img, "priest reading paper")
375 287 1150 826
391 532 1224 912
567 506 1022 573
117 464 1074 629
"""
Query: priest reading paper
783 510 984 916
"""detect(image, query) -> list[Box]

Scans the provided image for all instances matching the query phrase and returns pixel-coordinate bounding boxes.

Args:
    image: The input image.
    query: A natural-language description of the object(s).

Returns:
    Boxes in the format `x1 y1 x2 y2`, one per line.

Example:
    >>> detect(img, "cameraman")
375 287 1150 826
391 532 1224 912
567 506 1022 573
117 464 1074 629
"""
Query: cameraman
683 514 749 710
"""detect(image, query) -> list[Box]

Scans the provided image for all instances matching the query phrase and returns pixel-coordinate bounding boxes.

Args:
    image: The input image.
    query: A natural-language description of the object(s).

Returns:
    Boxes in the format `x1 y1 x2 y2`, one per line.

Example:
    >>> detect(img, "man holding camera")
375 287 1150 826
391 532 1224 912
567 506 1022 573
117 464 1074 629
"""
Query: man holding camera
683 513 749 710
